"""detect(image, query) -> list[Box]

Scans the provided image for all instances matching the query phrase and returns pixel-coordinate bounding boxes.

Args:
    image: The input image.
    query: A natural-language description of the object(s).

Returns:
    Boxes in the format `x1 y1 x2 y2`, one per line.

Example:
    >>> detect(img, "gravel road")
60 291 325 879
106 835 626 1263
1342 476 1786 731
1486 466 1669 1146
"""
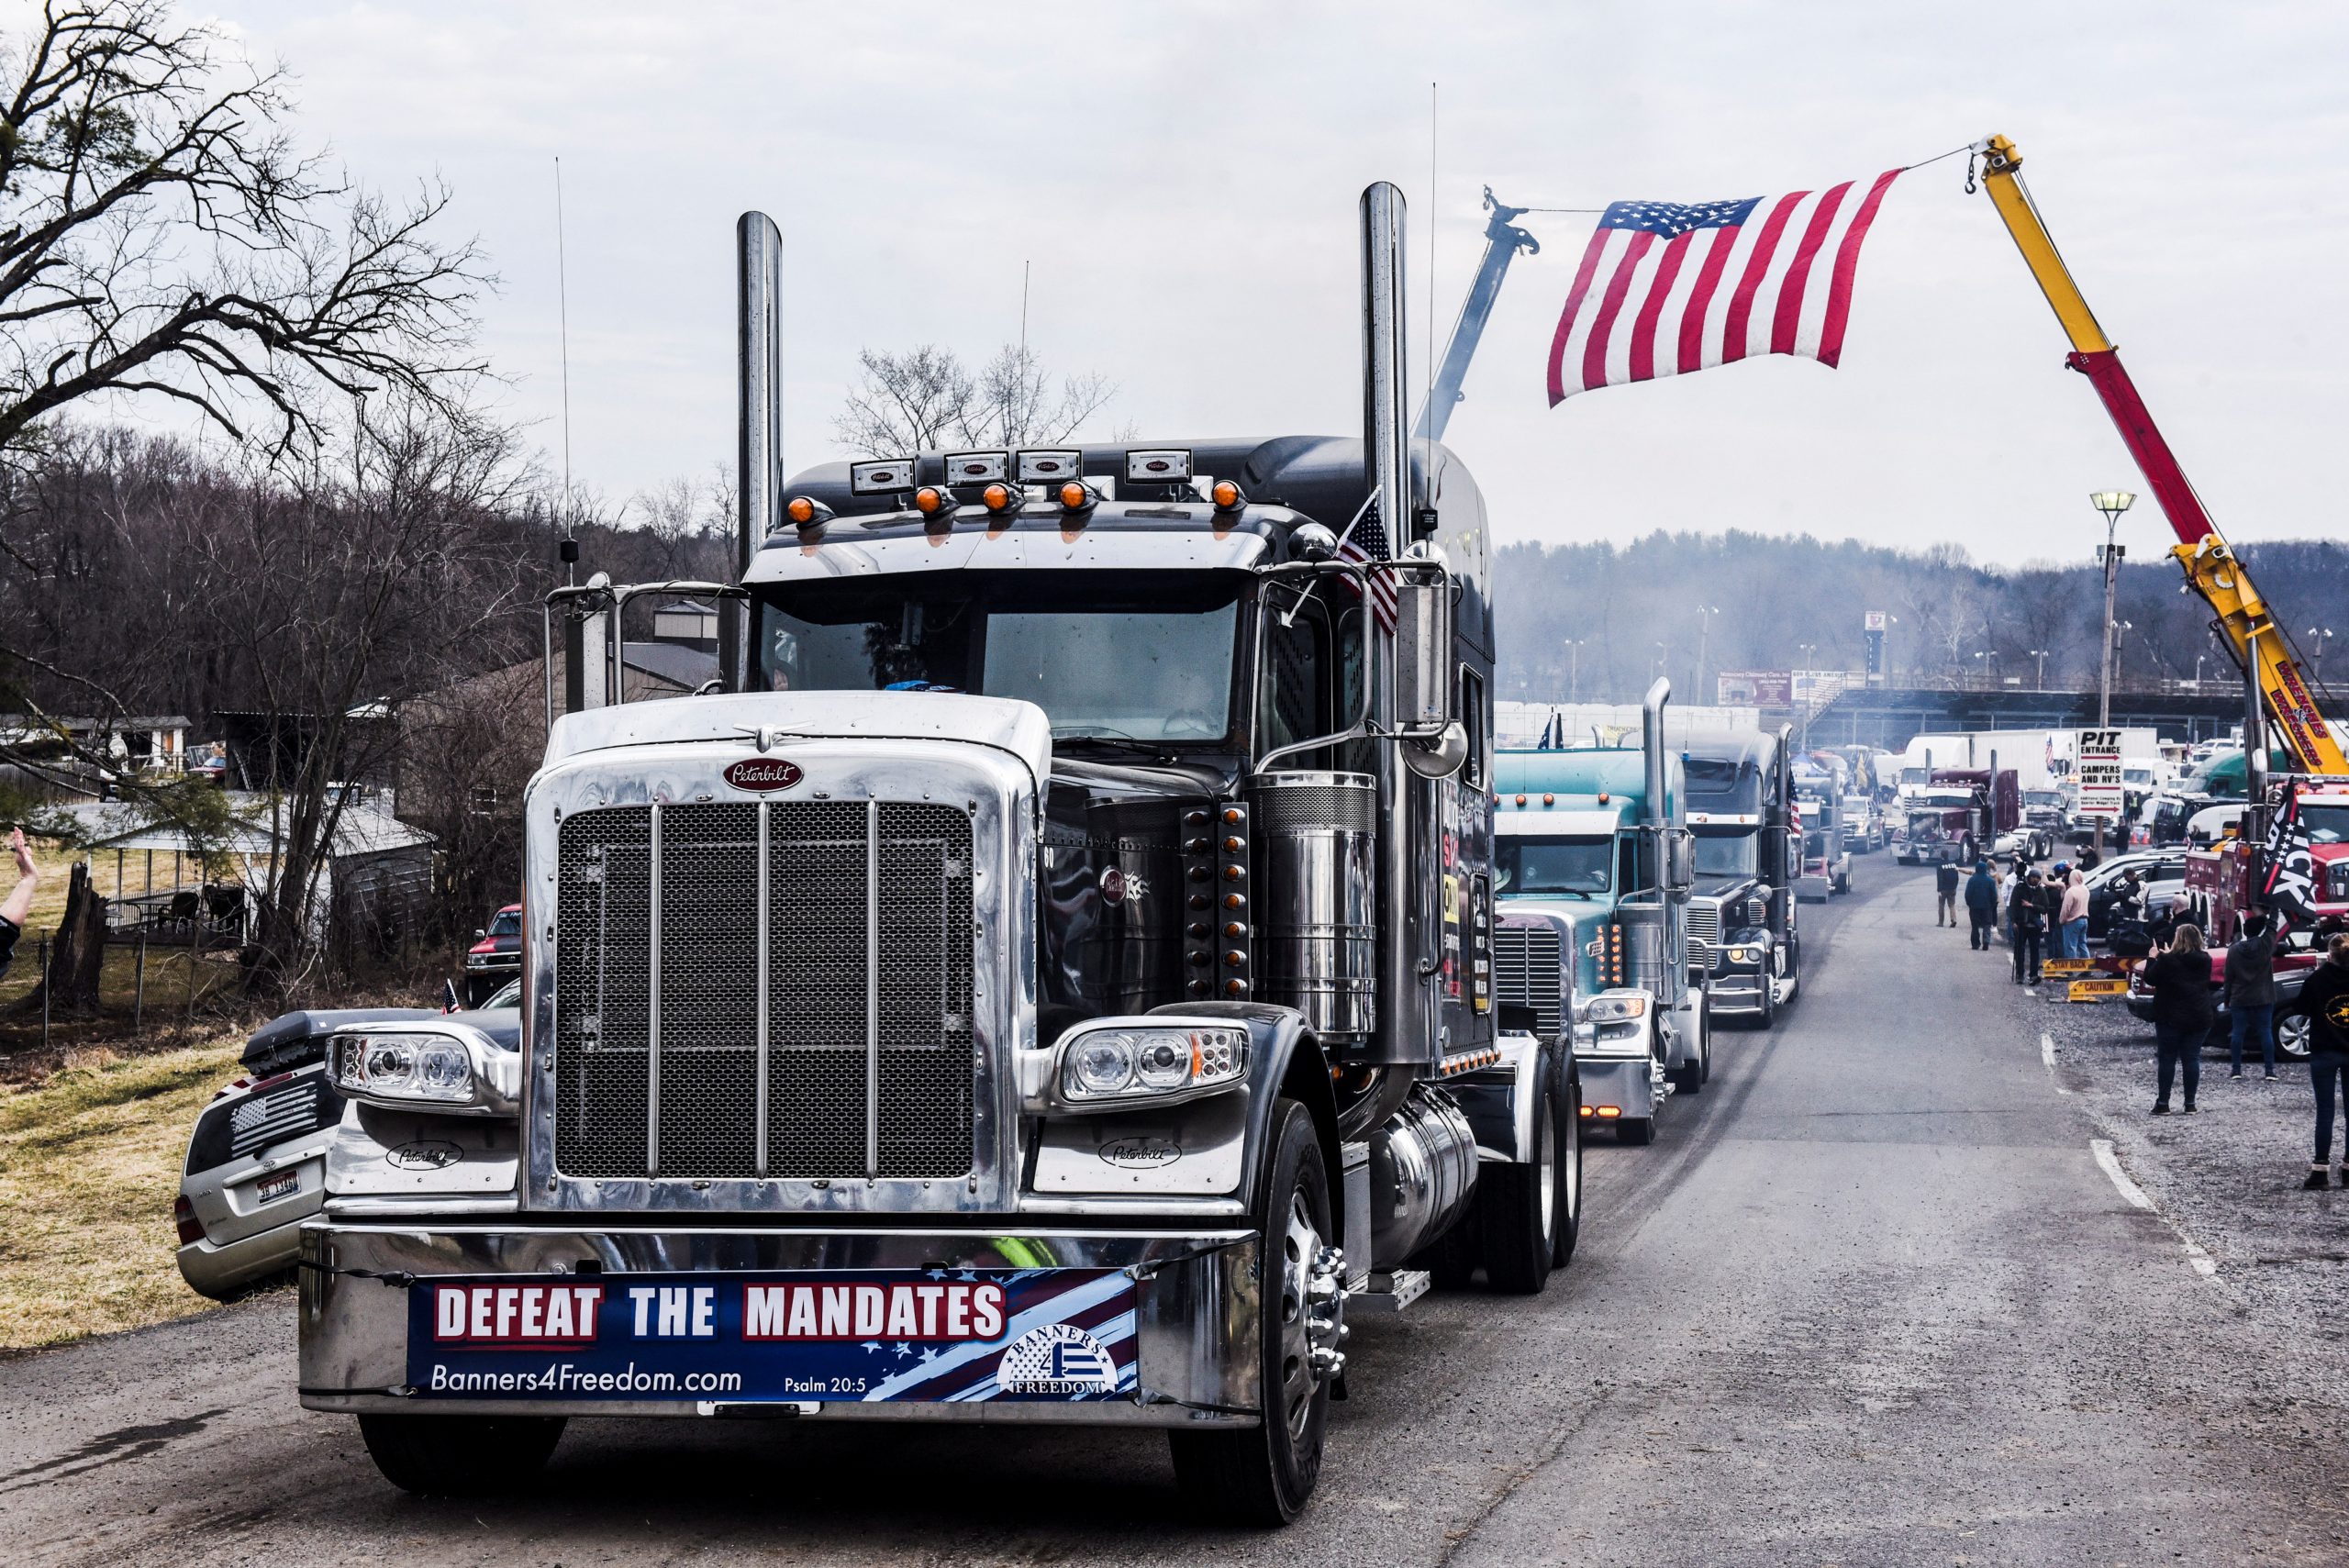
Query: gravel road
4 864 2343 1565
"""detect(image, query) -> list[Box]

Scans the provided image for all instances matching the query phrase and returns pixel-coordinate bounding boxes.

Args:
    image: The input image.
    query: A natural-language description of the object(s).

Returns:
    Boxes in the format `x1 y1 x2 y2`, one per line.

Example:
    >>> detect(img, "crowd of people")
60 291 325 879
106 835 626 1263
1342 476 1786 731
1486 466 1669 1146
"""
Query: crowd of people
1932 835 2349 1190
1932 850 2098 983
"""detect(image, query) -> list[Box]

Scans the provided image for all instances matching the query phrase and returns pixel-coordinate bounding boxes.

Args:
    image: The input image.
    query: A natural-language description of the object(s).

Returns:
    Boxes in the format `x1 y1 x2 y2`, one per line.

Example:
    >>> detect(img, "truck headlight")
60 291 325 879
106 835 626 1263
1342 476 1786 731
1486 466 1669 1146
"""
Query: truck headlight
1052 1019 1247 1110
1576 991 1652 1055
1727 944 1765 964
329 1024 518 1116
1583 994 1648 1023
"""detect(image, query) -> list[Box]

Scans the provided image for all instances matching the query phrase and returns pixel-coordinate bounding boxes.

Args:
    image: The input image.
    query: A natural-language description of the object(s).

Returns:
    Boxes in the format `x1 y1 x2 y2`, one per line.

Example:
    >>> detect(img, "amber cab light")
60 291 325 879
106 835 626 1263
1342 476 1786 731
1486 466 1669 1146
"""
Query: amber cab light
1057 480 1097 512
981 482 1020 514
914 485 953 517
1211 479 1244 510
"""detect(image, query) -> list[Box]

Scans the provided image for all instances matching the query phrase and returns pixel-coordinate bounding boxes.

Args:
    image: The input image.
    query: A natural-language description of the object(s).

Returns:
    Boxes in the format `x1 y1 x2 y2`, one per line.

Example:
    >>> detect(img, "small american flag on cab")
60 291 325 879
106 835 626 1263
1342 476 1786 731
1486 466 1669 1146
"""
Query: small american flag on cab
1547 170 1902 403
1334 497 1397 633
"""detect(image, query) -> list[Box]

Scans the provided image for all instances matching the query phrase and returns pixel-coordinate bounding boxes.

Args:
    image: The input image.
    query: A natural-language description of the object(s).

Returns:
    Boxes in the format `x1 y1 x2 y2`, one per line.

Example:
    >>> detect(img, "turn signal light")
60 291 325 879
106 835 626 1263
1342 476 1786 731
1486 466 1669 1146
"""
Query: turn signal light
1595 1106 1622 1118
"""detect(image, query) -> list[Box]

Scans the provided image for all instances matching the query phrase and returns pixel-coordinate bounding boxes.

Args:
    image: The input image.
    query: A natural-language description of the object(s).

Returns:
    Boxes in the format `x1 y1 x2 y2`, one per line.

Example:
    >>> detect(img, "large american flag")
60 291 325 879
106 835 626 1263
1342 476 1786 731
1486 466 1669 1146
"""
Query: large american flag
1547 170 1902 404
1333 492 1398 632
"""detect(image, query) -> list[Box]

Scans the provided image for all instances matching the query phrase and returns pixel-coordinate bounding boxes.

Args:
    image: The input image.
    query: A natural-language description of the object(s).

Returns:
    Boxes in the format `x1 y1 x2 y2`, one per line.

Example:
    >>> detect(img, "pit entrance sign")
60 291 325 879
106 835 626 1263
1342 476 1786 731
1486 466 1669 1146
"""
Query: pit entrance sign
2076 729 2124 821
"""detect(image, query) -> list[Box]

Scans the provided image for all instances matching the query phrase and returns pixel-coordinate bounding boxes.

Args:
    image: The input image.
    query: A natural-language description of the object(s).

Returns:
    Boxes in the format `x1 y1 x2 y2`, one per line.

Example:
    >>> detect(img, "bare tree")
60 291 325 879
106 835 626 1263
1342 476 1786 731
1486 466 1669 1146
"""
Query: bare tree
832 343 1119 456
0 0 487 473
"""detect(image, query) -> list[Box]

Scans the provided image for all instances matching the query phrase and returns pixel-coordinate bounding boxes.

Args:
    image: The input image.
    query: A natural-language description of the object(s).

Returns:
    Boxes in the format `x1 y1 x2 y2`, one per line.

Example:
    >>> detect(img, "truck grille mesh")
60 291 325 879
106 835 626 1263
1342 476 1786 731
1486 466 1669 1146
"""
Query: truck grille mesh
1492 924 1565 1040
553 801 974 1182
1685 898 1720 962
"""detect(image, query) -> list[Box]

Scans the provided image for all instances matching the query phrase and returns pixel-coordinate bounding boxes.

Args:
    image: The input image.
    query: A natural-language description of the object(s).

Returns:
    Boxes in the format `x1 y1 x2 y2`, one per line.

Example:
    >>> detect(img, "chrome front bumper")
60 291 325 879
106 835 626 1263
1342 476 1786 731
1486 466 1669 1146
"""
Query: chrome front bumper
297 1221 1261 1426
1708 968 1769 1015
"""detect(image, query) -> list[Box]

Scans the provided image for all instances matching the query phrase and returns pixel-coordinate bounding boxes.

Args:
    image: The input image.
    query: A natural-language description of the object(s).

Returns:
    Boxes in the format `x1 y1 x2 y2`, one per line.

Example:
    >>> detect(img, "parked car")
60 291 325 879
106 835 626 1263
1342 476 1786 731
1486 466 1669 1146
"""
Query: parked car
175 980 521 1300
2085 851 2187 943
462 902 523 1005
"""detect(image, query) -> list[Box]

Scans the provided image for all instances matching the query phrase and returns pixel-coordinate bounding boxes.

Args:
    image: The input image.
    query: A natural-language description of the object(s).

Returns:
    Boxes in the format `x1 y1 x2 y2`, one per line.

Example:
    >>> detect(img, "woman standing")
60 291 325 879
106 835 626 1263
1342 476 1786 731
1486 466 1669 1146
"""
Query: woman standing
2140 923 2213 1115
2059 868 2090 960
2279 932 2349 1189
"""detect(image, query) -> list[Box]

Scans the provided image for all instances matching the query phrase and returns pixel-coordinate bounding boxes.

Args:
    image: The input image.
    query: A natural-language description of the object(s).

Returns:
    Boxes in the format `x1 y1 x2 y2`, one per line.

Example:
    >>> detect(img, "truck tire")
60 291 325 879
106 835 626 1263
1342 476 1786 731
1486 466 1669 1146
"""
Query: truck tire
1480 1060 1563 1295
1170 1099 1331 1527
1552 1064 1585 1268
1672 998 1711 1092
357 1413 564 1496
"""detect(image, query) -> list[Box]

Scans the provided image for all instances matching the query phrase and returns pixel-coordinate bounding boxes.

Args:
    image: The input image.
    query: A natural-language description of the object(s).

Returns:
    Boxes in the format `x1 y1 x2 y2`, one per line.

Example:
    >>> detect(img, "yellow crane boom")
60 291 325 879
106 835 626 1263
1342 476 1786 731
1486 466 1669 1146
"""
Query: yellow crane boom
1975 134 2344 774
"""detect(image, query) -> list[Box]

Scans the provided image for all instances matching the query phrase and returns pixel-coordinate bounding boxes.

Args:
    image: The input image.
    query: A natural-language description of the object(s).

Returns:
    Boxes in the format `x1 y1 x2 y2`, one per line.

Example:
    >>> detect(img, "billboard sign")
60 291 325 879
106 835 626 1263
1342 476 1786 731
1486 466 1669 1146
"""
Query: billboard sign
2076 728 2124 820
1717 670 1793 706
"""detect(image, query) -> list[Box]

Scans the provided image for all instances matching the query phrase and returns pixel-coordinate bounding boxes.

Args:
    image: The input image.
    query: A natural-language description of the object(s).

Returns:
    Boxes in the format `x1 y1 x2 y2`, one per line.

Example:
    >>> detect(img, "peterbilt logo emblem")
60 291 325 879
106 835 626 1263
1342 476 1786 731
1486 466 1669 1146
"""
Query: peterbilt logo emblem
723 758 805 793
1099 1137 1182 1170
386 1140 462 1171
1100 867 1128 905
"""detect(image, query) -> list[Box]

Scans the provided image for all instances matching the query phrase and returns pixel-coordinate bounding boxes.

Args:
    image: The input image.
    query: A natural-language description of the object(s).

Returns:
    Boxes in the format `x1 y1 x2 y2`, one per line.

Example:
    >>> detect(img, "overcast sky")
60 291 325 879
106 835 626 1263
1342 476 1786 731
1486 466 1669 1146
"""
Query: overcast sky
150 2 2349 565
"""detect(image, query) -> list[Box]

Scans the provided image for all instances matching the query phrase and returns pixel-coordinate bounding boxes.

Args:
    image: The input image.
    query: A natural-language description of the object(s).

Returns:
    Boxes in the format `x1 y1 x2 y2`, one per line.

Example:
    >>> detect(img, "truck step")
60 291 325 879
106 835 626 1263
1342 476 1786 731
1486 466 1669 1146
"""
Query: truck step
1350 1269 1431 1314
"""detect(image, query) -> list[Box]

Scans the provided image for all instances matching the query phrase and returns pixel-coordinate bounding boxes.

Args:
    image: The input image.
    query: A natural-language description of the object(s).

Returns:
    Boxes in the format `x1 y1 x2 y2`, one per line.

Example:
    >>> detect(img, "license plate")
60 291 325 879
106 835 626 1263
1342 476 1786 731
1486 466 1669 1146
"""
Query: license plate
253 1169 301 1204
406 1268 1138 1404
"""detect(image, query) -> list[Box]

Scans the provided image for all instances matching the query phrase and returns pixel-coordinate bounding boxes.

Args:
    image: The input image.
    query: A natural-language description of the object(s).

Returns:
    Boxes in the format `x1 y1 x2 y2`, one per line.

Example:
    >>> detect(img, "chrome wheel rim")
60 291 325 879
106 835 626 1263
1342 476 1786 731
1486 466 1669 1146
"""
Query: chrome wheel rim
1537 1105 1558 1238
2279 1014 2312 1062
1277 1192 1320 1444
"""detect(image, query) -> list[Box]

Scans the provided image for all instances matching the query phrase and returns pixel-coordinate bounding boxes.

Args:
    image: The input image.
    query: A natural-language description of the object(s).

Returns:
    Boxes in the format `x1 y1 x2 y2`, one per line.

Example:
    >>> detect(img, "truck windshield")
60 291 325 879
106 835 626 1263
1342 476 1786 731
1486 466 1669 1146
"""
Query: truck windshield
1692 829 1757 878
1494 838 1611 896
2025 791 2063 807
756 573 1241 744
2297 805 2349 845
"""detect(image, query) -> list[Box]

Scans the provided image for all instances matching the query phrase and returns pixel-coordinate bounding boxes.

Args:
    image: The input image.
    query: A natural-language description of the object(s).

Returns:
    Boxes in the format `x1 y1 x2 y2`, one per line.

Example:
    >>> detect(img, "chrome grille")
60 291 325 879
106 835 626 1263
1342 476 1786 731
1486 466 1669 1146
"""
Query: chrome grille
553 800 974 1182
1685 898 1721 962
1492 923 1565 1040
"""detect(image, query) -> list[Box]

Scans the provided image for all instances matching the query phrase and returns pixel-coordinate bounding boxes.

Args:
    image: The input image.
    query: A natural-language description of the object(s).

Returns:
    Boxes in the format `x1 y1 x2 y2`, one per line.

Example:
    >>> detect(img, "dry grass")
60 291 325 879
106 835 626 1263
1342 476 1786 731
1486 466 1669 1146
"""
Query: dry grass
0 1031 248 1350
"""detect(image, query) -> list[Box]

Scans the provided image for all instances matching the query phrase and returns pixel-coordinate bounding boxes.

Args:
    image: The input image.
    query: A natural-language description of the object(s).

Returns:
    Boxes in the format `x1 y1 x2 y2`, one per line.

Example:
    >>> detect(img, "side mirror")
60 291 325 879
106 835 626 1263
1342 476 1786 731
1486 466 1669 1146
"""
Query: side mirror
1664 828 1694 892
1390 562 1452 739
473 928 486 940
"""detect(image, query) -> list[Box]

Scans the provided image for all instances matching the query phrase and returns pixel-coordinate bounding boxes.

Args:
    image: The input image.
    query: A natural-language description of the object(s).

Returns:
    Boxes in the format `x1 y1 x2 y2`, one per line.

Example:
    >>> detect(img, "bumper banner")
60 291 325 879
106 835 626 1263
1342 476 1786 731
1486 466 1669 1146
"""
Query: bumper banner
406 1267 1138 1403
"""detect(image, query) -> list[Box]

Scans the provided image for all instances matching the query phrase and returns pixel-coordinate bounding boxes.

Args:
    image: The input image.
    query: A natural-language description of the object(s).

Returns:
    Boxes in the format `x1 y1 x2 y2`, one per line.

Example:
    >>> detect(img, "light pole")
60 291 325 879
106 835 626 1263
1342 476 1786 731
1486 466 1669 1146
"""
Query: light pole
1566 639 1586 704
1651 641 1667 684
1694 605 1720 702
2028 648 2048 689
2310 626 2334 686
1797 643 1818 748
2091 489 2135 728
1973 650 1998 687
2113 619 2134 686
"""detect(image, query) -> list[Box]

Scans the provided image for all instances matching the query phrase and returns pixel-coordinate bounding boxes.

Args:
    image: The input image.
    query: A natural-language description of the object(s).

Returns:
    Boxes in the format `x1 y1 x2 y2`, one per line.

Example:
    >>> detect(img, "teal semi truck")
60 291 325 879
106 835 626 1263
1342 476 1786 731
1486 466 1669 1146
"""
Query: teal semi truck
1490 682 1709 1145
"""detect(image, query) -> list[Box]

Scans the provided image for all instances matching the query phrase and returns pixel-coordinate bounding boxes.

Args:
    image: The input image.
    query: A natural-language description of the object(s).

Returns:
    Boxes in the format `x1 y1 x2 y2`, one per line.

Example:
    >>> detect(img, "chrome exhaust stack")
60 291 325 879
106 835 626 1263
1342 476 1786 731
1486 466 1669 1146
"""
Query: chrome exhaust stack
729 211 783 692
1360 180 1426 1077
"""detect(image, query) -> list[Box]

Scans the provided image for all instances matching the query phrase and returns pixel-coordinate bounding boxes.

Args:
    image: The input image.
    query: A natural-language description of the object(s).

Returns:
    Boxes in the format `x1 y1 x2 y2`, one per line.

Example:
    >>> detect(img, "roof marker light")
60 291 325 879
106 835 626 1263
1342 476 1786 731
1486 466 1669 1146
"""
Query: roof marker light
981 482 1022 517
1543 794 1555 806
1210 478 1245 511
1057 480 1099 514
1514 794 1527 806
913 485 955 517
783 495 833 530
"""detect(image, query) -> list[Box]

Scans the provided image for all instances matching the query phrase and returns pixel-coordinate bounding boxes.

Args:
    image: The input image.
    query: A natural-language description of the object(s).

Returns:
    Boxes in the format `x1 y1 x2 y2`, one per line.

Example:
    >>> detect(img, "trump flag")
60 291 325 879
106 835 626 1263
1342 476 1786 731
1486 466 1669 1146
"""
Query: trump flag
1546 170 1902 404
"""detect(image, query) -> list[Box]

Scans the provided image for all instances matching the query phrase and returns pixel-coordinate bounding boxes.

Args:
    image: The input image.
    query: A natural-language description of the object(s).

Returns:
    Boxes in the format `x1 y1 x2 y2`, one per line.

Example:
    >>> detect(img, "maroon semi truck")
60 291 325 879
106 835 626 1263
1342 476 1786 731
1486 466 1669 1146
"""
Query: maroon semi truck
1897 768 2020 867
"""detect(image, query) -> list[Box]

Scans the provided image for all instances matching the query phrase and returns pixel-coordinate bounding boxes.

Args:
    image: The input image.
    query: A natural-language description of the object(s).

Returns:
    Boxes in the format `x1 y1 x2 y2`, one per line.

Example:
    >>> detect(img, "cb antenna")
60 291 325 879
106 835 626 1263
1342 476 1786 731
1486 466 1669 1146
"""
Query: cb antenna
555 155 577 584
